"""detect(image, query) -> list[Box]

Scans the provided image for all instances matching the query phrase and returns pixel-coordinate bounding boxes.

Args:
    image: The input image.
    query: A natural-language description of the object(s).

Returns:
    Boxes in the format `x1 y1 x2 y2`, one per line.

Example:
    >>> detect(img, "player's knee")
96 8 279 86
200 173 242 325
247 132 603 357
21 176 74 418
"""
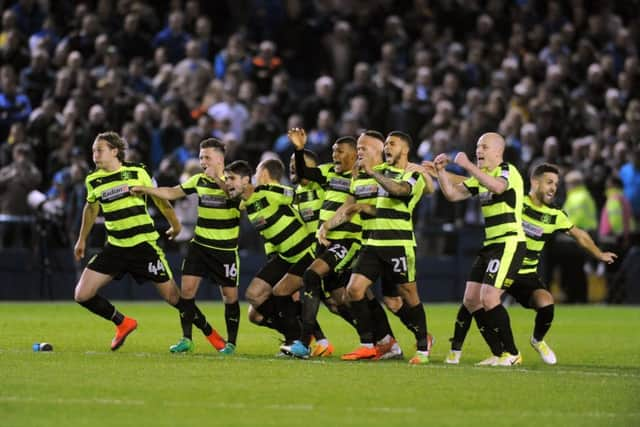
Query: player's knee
303 269 322 292
383 296 403 312
533 290 554 308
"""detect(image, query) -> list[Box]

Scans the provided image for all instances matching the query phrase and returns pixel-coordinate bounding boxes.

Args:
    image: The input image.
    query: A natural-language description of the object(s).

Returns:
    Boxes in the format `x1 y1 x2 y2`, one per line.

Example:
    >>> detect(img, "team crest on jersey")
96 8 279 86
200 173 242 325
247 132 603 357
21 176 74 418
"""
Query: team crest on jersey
200 194 227 208
329 177 351 192
101 184 129 201
283 188 294 198
540 214 552 224
522 220 543 238
120 170 134 181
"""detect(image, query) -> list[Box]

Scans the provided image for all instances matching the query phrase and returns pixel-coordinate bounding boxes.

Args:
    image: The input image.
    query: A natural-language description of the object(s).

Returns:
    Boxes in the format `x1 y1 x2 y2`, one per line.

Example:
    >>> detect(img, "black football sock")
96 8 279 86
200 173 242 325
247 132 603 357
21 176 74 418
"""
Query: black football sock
224 301 240 345
351 298 374 345
274 295 301 344
533 304 554 342
301 269 323 345
392 302 414 331
336 303 357 329
369 297 394 342
406 303 429 351
192 304 212 336
255 297 281 332
174 297 195 339
473 308 503 356
486 304 518 355
78 295 123 325
451 304 473 351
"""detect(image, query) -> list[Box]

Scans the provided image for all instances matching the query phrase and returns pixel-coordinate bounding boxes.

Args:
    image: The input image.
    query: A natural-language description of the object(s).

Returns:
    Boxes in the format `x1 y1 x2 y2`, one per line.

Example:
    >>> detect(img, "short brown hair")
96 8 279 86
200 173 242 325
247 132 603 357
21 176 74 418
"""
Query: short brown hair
200 137 225 154
96 131 126 162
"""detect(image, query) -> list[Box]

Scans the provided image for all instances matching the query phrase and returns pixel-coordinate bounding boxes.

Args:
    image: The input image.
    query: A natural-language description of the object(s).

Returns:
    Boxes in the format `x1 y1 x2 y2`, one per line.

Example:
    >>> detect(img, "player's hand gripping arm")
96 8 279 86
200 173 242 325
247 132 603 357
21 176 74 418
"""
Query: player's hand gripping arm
433 154 471 202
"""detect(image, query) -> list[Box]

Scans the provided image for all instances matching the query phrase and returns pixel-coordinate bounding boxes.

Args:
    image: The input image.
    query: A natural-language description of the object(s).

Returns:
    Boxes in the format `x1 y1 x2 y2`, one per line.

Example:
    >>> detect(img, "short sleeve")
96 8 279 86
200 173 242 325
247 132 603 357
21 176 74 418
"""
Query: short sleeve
180 173 200 195
556 209 574 232
405 171 425 196
463 176 479 195
85 176 96 203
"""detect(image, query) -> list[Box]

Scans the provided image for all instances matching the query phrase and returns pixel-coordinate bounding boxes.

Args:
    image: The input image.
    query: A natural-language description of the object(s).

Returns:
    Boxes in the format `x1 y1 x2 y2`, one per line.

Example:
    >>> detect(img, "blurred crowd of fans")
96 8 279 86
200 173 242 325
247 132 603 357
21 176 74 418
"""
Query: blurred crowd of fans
0 0 639 302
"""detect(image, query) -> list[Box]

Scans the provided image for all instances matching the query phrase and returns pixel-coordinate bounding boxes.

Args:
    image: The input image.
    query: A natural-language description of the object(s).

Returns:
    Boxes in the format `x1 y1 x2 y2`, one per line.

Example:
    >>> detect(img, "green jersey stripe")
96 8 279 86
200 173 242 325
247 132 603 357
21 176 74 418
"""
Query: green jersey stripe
102 205 147 221
108 223 156 239
367 229 414 241
196 217 240 229
375 207 411 220
266 221 306 245
88 170 139 188
485 212 517 228
281 235 316 258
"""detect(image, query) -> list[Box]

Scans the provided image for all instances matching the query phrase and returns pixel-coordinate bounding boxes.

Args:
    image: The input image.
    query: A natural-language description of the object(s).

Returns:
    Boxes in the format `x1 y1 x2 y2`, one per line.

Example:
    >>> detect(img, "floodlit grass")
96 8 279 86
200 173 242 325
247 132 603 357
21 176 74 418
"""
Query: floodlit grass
1 302 639 427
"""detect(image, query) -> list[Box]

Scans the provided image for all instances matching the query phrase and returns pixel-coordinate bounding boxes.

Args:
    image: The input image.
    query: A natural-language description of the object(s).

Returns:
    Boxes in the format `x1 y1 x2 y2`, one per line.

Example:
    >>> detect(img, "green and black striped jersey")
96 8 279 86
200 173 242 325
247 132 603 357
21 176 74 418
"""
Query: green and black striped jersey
350 164 390 240
85 163 159 247
519 195 574 275
180 173 240 250
463 162 526 246
293 151 361 242
294 181 325 233
317 164 362 241
360 164 425 247
244 184 315 263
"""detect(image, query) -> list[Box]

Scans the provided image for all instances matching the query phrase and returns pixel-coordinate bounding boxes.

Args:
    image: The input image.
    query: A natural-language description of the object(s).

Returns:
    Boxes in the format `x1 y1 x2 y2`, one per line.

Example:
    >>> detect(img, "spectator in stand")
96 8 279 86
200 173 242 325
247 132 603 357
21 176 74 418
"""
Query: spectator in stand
0 65 32 142
172 126 201 168
242 97 281 166
249 40 282 96
1 29 30 71
152 10 190 64
173 40 213 111
19 48 54 107
0 143 41 247
300 75 339 130
619 147 640 220
213 33 250 80
113 13 151 63
207 84 249 143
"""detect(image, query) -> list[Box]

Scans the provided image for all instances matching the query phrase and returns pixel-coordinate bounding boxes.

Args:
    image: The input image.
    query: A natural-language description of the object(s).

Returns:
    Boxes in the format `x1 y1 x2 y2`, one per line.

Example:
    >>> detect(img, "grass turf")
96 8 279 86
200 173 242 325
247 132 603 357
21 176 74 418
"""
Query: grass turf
1 302 639 427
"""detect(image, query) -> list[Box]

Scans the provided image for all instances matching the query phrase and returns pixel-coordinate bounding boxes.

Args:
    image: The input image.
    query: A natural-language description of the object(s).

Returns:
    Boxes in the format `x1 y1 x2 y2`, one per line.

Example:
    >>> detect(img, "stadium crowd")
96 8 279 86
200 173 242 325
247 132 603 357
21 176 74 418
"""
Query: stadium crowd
0 0 639 303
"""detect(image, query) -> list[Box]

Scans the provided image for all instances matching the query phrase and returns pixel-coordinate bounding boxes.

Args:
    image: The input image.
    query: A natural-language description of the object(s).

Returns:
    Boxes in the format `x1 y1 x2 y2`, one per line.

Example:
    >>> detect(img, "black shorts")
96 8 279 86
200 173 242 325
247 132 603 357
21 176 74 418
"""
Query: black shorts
87 241 173 284
468 240 526 289
255 253 314 287
505 273 547 308
317 239 361 273
352 245 416 295
181 242 239 287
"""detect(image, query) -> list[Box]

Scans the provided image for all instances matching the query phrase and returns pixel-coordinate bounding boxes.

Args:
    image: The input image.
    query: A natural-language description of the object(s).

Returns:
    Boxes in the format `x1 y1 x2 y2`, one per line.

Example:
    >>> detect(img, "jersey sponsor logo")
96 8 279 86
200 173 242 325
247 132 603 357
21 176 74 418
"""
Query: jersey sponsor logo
377 187 389 197
329 177 351 192
478 191 493 205
101 184 129 201
354 184 378 198
200 194 227 208
522 220 544 238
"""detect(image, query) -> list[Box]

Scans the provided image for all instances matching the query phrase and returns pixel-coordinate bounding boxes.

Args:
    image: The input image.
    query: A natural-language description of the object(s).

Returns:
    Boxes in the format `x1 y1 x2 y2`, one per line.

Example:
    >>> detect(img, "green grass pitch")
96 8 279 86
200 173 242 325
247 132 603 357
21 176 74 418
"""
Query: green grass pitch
1 302 639 427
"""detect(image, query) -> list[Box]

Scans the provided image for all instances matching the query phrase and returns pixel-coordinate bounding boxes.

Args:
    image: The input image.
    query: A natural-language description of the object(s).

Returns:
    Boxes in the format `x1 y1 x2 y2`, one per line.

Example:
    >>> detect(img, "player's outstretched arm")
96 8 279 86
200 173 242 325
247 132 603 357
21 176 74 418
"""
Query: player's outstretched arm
434 154 471 202
130 185 186 201
453 152 507 194
568 226 618 264
74 201 100 260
